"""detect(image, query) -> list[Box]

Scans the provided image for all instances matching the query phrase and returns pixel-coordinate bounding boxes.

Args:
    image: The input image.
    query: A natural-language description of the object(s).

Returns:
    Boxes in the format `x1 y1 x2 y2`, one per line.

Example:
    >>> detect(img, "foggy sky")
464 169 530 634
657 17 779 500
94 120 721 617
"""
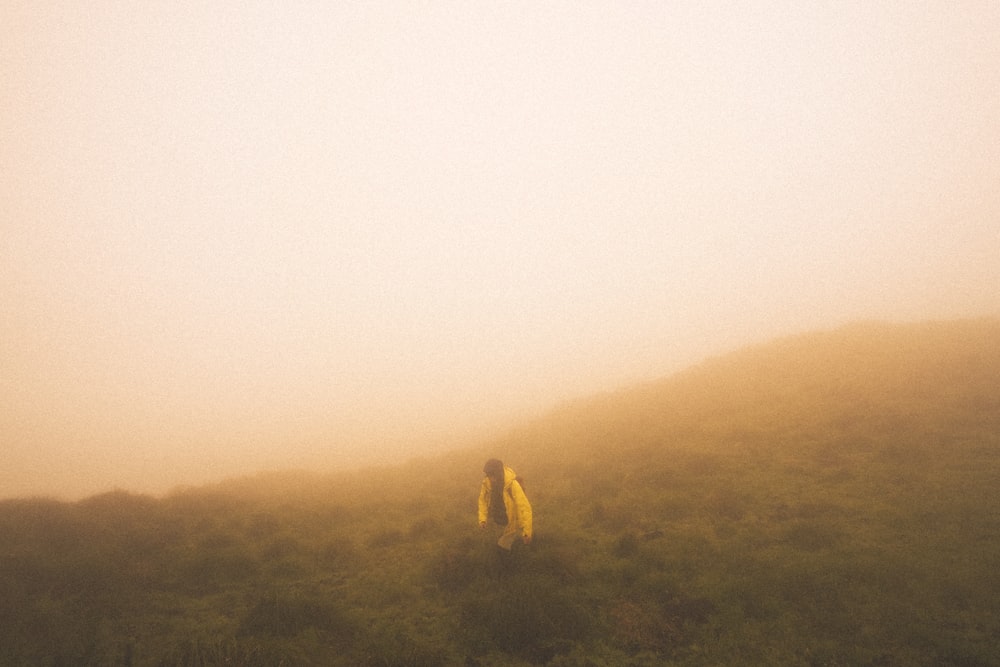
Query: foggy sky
3 2 999 499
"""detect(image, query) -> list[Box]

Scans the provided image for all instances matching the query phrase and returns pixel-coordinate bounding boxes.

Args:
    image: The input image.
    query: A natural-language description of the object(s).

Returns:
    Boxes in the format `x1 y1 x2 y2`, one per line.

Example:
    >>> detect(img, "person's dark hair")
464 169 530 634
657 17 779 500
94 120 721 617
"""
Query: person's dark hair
483 458 504 479
483 459 508 526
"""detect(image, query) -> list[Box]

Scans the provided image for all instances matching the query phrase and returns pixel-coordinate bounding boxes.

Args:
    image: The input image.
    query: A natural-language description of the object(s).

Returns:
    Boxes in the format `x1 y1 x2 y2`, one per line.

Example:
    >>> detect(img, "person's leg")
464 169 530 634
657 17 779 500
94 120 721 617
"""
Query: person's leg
484 524 509 579
497 523 518 550
496 525 521 576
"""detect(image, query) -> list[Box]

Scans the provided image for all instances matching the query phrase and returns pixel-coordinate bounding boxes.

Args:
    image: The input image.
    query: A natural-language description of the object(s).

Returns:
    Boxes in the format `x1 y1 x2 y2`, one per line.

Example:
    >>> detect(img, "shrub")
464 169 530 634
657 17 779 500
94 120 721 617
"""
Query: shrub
429 538 485 592
238 591 357 642
368 529 406 549
460 575 592 663
613 533 639 558
154 636 296 667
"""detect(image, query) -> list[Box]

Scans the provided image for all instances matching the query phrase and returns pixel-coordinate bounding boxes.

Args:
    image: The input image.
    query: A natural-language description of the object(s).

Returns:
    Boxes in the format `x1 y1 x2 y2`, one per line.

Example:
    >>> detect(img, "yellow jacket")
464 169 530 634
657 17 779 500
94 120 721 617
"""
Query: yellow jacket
478 465 532 540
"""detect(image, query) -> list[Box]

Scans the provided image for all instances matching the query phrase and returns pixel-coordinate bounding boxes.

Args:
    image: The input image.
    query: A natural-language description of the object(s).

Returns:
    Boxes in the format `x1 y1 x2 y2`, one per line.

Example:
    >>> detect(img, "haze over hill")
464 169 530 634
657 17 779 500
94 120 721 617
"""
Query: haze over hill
77 316 1000 505
4 316 1000 502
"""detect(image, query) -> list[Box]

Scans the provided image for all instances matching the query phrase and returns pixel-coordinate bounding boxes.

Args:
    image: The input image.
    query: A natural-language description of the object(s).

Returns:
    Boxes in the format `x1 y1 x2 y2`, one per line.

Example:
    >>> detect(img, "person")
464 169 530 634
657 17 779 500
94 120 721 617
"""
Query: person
478 458 532 551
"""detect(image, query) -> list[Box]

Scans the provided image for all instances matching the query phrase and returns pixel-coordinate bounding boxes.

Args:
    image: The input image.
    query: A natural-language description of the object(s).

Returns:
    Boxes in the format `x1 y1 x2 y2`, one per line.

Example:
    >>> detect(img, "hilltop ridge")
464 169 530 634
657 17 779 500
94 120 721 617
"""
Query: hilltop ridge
492 317 1000 468
155 317 1000 501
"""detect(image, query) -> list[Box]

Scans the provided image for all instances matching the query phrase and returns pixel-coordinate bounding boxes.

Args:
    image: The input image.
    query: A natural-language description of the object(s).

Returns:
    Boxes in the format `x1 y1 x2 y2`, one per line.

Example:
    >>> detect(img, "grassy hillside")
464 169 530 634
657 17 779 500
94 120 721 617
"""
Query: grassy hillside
2 318 998 666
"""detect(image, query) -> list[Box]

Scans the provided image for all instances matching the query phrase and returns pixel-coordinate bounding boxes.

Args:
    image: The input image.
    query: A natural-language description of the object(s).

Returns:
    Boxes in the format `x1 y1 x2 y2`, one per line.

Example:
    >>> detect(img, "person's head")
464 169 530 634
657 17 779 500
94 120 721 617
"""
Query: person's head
483 458 504 481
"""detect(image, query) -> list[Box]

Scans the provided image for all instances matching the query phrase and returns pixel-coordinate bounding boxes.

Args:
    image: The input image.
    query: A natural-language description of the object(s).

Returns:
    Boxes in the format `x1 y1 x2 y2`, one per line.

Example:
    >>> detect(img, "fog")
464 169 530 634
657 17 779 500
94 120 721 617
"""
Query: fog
3 2 999 499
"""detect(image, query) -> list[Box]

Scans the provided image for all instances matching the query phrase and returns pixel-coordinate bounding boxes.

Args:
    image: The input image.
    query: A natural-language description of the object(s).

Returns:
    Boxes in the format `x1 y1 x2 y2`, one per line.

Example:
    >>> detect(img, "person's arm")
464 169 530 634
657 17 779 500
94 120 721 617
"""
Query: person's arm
510 479 532 542
477 478 490 527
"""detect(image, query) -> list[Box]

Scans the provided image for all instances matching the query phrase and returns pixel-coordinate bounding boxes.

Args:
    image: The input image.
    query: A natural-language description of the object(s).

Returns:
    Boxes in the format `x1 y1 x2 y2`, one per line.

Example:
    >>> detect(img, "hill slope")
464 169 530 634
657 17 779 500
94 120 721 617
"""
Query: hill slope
498 317 1000 465
1 318 998 666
